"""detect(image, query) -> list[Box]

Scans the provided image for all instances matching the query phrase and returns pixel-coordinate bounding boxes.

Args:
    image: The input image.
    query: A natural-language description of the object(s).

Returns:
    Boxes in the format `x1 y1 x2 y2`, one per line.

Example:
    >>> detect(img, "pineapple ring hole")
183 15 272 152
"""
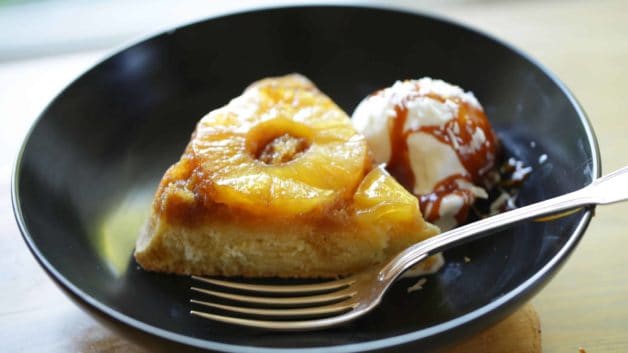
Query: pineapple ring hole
246 120 313 165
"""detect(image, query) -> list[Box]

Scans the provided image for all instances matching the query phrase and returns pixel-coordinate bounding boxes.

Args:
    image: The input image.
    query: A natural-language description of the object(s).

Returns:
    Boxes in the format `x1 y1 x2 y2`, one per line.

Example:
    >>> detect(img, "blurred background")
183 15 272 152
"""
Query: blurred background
1 0 352 61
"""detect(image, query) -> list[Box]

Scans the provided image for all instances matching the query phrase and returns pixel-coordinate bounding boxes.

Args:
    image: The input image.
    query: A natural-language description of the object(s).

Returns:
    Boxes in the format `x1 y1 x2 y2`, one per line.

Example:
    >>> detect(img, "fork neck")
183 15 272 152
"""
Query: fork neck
377 184 598 283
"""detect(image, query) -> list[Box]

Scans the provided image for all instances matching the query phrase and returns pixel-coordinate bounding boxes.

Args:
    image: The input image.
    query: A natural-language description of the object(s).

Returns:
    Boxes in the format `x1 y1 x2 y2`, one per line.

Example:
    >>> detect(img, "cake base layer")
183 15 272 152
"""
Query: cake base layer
135 214 441 278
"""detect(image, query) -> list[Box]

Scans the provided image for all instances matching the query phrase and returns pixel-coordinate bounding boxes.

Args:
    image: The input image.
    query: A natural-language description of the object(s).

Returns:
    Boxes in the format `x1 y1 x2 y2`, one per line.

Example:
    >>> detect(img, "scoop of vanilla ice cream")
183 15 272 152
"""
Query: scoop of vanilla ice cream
352 78 496 231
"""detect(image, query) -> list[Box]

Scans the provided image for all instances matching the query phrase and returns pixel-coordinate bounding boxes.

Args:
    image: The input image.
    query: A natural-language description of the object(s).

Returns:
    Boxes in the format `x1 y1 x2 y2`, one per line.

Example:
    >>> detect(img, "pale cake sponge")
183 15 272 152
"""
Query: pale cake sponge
134 74 440 278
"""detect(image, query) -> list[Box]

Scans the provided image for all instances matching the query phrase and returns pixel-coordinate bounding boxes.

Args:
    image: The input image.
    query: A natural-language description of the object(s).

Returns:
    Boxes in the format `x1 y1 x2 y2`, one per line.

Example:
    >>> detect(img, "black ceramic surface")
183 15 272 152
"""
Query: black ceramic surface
13 5 600 353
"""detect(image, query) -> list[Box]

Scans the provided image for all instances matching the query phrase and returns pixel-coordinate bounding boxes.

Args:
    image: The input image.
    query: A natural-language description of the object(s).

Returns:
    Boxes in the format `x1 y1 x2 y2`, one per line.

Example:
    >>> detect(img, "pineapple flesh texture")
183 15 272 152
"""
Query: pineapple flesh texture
135 74 440 277
191 75 368 216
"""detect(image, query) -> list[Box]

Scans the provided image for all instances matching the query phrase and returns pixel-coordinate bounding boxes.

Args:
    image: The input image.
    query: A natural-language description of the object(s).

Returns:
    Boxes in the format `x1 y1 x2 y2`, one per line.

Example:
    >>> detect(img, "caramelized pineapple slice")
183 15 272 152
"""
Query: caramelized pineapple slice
354 165 439 256
189 75 369 216
354 165 422 225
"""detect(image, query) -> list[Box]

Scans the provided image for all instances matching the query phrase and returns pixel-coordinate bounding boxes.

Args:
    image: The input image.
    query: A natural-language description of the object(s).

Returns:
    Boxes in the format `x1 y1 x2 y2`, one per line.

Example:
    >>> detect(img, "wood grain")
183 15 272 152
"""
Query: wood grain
445 304 541 353
1 0 628 352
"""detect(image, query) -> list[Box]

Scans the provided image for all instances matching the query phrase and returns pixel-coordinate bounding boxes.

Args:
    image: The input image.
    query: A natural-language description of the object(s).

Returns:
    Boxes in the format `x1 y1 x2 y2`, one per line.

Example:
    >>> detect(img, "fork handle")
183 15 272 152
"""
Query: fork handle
379 165 628 282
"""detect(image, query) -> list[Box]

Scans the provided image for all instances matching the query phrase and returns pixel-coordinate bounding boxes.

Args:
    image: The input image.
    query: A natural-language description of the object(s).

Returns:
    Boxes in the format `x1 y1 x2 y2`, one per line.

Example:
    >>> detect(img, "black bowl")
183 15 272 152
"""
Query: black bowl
12 5 600 353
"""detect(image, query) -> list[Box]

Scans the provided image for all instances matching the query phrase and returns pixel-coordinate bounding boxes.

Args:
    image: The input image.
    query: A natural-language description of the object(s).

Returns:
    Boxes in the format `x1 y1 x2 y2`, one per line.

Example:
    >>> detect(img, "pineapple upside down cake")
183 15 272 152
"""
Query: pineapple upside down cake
134 74 444 278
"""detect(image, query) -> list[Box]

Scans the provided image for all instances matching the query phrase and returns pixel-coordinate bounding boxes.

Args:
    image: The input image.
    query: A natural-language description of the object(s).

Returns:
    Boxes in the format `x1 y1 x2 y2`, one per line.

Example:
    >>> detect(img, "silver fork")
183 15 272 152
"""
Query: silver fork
190 166 628 331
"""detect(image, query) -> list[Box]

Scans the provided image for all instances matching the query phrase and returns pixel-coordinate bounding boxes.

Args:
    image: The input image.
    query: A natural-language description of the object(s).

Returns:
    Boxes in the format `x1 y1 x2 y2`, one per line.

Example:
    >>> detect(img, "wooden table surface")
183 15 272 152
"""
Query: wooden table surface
1 0 627 352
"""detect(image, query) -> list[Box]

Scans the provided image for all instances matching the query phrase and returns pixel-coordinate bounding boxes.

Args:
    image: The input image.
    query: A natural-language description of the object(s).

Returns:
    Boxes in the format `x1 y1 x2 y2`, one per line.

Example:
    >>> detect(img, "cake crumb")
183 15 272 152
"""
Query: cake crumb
463 256 471 263
407 278 427 293
578 347 587 353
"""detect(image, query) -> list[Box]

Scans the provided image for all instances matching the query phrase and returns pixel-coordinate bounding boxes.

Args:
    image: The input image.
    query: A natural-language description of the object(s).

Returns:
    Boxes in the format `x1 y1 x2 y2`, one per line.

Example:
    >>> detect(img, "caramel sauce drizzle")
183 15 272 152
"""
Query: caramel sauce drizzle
385 87 498 224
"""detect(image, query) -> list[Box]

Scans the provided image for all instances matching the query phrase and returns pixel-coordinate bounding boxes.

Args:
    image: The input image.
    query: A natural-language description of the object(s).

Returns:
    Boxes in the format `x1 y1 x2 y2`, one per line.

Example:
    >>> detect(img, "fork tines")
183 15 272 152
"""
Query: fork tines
189 275 358 330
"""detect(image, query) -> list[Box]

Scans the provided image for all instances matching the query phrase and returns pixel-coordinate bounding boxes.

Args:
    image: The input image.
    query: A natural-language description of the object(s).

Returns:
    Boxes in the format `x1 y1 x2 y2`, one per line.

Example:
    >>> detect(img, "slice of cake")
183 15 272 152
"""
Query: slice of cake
134 74 440 278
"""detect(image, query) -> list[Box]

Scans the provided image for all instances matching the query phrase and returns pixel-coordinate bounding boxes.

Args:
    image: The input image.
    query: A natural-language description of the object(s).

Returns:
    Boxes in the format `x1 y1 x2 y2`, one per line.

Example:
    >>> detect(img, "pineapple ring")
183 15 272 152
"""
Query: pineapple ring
191 77 370 217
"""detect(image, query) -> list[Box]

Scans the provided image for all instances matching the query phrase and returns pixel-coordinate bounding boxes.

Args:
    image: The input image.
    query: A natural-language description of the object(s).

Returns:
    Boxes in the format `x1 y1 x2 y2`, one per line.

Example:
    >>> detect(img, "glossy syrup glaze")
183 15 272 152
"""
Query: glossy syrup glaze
385 85 499 224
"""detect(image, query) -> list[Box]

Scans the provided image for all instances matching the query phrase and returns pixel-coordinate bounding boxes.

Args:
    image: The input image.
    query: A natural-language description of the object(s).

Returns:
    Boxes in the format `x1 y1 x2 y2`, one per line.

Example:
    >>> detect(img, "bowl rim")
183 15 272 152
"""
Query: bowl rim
11 4 601 352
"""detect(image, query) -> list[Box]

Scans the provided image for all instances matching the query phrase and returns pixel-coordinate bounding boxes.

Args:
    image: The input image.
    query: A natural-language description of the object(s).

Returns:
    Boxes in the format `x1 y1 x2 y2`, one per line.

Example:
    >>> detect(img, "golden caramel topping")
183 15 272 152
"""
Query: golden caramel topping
157 74 371 219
